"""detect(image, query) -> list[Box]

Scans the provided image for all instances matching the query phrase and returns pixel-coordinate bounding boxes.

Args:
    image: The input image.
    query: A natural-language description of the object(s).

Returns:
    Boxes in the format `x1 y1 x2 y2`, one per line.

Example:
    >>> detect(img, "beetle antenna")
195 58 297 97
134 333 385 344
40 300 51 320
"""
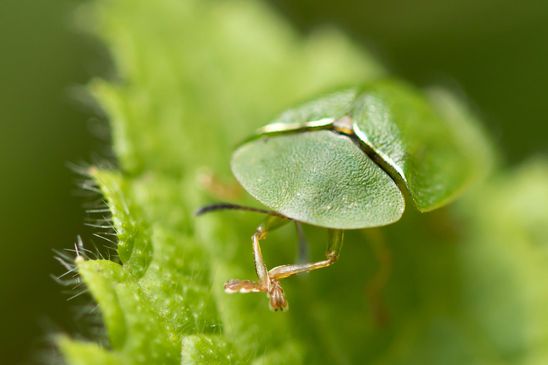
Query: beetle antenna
195 203 285 217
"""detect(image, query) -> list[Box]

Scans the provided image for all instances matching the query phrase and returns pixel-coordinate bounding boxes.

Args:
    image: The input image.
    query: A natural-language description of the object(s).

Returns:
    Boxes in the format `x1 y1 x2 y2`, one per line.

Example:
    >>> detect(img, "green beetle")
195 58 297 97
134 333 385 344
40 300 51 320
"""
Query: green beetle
199 78 490 311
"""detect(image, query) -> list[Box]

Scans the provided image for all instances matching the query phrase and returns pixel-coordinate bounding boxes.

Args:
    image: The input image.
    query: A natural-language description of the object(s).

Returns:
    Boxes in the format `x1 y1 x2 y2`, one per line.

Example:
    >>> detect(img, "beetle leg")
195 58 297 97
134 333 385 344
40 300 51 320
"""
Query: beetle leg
197 169 243 200
295 221 308 264
224 215 291 311
269 229 344 280
364 229 391 327
224 279 264 293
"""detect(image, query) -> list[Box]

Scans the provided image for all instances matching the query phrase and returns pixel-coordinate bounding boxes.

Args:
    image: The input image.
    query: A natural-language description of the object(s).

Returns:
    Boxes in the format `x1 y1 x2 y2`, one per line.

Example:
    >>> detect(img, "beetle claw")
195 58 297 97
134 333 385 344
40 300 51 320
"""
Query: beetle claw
267 279 288 312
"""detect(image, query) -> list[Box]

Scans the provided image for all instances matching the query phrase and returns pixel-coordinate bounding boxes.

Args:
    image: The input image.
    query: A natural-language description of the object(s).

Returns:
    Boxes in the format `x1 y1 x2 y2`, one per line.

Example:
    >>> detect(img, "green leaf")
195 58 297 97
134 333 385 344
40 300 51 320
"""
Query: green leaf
60 0 548 364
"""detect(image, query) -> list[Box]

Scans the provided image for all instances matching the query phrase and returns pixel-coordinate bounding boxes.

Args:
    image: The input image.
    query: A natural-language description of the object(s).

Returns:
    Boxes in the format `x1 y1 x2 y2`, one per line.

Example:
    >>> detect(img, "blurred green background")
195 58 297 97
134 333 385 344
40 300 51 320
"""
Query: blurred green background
0 0 546 363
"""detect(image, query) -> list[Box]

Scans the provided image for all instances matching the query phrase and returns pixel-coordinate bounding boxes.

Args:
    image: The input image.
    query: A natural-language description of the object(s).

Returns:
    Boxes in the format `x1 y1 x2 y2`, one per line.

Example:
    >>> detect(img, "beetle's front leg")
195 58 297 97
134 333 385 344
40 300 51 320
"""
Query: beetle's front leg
224 215 291 311
268 229 344 280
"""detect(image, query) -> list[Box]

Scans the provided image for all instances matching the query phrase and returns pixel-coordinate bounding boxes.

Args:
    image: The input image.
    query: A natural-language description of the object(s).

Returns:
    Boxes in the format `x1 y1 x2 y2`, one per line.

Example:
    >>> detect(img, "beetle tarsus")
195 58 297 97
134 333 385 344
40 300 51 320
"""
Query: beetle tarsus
267 279 288 312
224 279 264 294
223 278 288 312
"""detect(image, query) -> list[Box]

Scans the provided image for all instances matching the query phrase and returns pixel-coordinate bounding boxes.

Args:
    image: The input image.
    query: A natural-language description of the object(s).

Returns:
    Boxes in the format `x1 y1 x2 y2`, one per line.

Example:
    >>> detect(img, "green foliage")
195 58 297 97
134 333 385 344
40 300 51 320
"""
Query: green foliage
59 0 548 364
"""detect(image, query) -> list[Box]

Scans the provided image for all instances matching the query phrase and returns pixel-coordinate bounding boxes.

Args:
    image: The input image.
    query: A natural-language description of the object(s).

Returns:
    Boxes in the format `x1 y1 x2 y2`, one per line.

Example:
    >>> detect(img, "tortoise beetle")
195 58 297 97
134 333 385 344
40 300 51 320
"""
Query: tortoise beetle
198 78 489 311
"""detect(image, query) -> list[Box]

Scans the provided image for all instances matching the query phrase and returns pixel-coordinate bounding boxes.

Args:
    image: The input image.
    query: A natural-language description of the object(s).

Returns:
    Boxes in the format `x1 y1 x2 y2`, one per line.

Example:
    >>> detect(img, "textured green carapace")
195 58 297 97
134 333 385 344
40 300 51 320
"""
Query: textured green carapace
352 79 485 211
262 89 358 132
232 131 405 229
235 79 490 225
